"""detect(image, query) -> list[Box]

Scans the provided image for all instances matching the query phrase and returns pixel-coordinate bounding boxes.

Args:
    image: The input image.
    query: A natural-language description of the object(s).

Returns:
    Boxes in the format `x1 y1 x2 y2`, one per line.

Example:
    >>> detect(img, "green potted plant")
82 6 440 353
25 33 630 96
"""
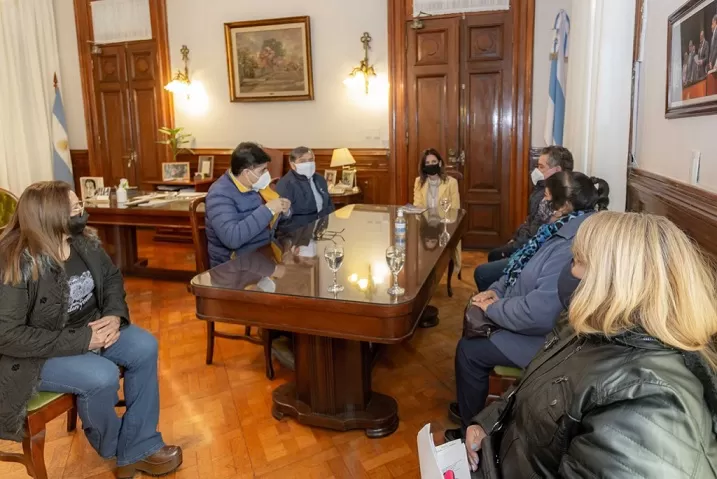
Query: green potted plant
158 126 194 161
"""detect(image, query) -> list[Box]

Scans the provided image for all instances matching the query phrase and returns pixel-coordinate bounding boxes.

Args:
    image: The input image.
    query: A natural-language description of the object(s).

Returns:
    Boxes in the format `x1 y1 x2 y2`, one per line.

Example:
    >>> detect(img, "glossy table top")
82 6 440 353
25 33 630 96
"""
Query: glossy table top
191 205 464 306
85 191 204 215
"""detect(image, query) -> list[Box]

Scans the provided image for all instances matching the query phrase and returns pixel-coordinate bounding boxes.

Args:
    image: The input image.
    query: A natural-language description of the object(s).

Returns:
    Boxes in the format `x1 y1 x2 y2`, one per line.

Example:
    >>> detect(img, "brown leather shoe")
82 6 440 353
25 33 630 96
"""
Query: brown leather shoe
116 445 183 478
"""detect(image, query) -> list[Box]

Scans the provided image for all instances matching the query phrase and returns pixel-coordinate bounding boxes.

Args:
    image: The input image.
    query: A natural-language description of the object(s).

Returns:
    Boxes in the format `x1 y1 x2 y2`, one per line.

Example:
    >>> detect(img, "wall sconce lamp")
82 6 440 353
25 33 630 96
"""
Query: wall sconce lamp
346 32 376 94
165 45 191 97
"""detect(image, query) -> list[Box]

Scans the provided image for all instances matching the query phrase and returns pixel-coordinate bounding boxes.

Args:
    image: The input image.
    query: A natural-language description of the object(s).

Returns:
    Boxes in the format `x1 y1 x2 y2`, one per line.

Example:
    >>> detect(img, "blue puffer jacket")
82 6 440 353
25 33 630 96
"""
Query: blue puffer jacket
205 173 289 267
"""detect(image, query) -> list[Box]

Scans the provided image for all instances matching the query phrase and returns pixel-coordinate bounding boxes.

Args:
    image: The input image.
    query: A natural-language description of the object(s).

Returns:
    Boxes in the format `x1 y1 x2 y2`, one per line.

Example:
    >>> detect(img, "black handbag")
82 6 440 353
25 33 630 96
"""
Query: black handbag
462 298 503 339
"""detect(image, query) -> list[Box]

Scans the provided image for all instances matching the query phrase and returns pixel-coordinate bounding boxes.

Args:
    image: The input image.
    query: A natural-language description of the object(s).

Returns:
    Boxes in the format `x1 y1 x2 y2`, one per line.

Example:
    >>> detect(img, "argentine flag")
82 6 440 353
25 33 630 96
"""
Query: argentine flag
544 10 570 146
52 74 73 187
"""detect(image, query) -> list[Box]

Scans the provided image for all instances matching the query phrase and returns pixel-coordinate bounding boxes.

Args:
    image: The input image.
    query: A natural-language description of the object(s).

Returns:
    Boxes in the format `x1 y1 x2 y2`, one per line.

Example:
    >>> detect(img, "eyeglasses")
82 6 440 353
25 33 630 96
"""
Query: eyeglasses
71 201 85 216
315 228 345 244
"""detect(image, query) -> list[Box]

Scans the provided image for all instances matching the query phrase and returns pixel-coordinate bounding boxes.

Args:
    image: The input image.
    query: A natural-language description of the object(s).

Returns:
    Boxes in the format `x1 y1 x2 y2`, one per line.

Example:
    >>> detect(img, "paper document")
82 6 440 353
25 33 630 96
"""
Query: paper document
417 424 471 479
402 204 427 214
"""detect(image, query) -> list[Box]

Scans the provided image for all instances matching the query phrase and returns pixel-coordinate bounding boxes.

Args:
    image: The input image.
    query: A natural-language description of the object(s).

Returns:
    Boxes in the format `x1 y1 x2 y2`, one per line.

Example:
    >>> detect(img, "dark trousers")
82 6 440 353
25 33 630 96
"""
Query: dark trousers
474 258 510 292
455 336 518 431
487 243 517 262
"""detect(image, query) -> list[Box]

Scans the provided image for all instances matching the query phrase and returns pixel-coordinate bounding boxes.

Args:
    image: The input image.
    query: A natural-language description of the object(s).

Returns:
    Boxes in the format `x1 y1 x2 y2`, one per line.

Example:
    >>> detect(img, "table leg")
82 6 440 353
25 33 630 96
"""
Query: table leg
272 334 399 438
104 225 143 270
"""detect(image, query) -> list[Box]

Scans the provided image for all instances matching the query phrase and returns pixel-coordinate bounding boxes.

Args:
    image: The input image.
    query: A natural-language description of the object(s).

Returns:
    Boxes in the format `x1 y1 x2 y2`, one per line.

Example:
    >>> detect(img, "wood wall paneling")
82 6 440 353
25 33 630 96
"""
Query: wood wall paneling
627 168 717 260
70 150 90 192
178 148 392 205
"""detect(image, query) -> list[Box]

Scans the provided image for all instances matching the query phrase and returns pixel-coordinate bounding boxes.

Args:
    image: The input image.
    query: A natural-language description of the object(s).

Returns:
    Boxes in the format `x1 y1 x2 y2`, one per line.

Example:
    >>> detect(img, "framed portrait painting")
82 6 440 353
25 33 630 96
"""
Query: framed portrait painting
667 0 717 118
80 176 104 200
224 16 314 102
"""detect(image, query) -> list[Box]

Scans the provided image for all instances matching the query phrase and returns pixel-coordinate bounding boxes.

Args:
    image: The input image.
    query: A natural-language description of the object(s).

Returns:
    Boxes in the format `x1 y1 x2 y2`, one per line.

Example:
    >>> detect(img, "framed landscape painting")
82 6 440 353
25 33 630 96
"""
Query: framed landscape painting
225 16 314 102
666 0 717 118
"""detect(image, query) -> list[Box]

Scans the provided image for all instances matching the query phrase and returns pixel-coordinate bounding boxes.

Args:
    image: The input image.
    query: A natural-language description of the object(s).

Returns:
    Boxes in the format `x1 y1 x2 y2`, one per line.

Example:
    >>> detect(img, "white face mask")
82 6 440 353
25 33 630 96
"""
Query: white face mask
298 240 317 257
248 169 271 191
295 162 316 178
531 168 545 185
256 276 276 293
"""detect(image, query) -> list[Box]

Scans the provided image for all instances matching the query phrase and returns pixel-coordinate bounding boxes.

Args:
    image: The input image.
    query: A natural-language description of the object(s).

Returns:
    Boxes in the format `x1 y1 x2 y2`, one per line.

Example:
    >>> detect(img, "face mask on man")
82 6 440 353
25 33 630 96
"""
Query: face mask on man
295 162 316 178
68 211 89 235
531 168 545 185
557 260 582 309
248 169 271 191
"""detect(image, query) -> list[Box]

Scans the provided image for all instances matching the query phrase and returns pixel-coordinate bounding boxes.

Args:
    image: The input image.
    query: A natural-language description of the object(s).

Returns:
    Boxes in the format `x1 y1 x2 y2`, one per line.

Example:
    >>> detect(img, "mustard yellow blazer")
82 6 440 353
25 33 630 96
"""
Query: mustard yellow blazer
413 176 462 269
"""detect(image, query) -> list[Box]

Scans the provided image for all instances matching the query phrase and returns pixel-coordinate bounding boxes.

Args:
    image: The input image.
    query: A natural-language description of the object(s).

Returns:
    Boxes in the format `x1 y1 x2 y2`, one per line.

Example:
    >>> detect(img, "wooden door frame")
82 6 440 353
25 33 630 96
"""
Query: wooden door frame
72 0 174 178
388 0 535 232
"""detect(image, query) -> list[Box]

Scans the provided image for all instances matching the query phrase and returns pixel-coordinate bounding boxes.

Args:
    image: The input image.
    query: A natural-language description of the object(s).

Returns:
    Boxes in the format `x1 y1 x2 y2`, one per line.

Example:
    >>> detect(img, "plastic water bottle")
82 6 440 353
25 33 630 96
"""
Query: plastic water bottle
116 179 128 204
395 208 407 250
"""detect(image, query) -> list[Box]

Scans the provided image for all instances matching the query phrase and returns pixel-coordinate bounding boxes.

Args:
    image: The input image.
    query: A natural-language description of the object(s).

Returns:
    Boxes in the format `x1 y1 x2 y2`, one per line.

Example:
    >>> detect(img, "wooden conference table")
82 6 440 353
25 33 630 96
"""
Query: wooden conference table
191 205 465 437
85 193 202 282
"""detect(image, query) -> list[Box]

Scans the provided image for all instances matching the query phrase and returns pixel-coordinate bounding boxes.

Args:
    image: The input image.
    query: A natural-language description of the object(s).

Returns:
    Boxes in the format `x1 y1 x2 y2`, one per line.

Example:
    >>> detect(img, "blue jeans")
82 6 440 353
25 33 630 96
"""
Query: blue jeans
38 325 164 466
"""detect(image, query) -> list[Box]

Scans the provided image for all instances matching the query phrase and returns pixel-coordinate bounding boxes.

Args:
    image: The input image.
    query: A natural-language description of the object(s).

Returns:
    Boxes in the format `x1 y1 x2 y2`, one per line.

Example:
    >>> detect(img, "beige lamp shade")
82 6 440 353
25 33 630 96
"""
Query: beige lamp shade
330 148 356 167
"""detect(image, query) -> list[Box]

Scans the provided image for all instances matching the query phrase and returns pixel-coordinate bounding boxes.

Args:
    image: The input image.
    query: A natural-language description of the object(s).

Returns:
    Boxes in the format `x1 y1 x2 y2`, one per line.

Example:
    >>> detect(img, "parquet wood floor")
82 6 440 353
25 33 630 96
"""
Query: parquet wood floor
0 230 486 479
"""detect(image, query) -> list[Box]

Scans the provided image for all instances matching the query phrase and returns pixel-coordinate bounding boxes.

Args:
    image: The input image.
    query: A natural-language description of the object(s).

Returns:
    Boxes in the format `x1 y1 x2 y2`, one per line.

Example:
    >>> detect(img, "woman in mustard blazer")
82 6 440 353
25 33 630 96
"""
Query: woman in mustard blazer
413 148 462 273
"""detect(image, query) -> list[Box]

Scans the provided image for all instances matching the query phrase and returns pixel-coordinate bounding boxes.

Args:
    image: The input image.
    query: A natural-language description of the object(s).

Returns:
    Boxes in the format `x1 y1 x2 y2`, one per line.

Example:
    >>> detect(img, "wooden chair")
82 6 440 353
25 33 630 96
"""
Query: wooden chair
486 366 522 406
0 369 126 479
0 392 77 479
189 197 276 379
444 169 464 297
263 147 285 183
0 187 18 232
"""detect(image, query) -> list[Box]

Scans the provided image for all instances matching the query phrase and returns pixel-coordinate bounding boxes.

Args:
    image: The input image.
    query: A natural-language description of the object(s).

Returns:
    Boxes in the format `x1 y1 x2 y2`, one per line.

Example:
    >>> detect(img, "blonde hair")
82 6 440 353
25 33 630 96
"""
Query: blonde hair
569 211 717 370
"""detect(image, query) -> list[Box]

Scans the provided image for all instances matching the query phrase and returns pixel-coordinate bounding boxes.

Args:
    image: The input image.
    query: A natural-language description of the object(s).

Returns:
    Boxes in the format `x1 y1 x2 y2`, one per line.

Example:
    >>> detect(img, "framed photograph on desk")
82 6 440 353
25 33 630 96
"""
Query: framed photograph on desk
80 176 104 200
162 162 191 181
324 169 337 187
198 156 215 179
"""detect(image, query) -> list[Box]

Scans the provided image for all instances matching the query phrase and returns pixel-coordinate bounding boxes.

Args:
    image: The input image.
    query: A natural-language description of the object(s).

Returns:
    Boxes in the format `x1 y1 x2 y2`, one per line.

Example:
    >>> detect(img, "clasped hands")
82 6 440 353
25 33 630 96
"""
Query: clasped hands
266 198 291 215
88 316 121 350
471 290 498 312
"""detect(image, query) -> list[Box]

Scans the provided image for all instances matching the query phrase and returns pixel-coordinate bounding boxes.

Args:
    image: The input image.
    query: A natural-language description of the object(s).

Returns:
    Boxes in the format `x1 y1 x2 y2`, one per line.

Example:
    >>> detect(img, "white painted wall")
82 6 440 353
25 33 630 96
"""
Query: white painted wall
167 0 389 149
54 0 87 149
53 0 389 150
636 0 717 193
563 0 635 210
532 0 572 148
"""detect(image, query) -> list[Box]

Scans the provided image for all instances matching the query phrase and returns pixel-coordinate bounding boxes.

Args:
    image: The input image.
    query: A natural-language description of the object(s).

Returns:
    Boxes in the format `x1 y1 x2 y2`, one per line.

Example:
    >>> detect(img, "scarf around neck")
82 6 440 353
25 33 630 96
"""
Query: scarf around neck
503 210 587 288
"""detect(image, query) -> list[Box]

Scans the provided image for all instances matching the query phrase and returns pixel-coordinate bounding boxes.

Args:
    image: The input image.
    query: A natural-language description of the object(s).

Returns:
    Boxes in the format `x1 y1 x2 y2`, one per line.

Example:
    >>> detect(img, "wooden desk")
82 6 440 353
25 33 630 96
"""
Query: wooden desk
86 193 203 281
191 205 465 437
330 190 363 209
145 178 214 192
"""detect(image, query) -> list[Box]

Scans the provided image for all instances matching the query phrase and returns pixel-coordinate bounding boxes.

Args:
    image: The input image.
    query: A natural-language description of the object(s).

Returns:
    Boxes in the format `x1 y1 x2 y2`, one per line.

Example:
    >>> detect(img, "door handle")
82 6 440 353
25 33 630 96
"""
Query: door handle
447 148 457 164
123 150 137 168
457 151 465 166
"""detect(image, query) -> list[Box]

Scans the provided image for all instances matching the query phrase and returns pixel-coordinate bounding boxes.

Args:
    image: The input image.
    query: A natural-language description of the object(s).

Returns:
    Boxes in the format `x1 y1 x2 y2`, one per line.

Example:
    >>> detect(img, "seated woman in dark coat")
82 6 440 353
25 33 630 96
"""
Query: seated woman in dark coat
464 212 717 477
447 172 610 440
0 181 180 478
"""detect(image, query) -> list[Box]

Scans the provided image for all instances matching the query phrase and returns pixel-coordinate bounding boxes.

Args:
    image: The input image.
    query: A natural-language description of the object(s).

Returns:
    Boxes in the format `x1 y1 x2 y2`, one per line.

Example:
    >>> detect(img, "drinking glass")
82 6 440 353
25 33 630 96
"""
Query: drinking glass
324 245 345 293
439 197 452 223
386 246 406 296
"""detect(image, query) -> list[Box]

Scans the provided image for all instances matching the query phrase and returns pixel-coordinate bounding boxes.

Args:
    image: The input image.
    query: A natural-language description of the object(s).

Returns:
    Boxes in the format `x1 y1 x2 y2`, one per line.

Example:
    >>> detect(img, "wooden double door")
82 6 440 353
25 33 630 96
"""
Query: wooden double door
406 11 519 249
92 41 167 187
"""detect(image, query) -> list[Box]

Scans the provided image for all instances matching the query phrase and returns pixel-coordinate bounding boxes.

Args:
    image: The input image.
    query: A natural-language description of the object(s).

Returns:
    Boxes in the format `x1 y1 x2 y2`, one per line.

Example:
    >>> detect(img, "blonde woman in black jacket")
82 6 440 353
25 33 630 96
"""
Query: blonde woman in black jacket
465 212 717 478
0 182 181 478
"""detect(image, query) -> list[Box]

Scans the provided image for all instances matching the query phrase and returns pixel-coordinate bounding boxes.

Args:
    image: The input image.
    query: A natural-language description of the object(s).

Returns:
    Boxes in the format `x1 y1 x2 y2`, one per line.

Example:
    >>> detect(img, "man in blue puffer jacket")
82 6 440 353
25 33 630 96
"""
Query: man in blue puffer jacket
205 142 292 267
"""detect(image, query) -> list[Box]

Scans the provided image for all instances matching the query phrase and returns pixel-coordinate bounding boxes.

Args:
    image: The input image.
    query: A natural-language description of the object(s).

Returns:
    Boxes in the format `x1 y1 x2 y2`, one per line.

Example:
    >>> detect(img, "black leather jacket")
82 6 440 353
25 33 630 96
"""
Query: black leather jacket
474 325 717 478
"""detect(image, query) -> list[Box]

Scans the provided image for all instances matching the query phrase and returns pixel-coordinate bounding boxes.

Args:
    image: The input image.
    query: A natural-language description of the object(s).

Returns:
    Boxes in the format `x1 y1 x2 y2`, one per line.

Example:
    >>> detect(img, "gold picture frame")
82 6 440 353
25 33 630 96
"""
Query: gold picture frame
161 162 191 181
224 16 314 102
